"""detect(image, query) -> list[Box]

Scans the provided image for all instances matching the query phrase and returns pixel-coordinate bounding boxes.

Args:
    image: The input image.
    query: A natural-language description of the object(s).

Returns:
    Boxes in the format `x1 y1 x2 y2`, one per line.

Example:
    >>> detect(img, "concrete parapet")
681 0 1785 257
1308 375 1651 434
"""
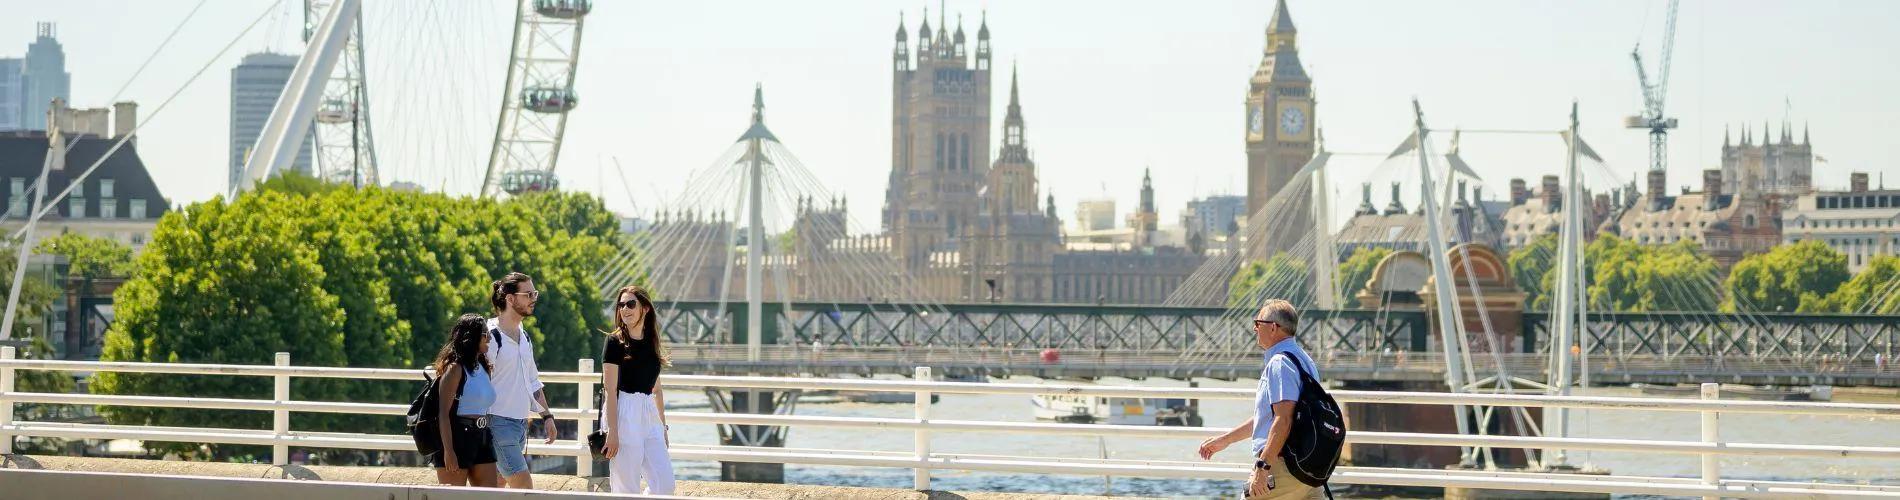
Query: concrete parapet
3 455 1139 500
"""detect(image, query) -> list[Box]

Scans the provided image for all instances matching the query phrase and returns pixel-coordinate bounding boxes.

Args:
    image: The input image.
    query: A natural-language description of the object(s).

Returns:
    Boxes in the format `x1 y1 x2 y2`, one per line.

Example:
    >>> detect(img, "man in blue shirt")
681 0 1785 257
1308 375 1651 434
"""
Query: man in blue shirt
1198 299 1319 499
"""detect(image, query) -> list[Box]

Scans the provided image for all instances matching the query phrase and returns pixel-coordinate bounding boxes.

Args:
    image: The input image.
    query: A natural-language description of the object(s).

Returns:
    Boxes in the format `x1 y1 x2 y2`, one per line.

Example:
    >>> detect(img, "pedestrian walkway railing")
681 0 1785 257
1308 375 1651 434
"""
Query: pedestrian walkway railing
4 347 1900 499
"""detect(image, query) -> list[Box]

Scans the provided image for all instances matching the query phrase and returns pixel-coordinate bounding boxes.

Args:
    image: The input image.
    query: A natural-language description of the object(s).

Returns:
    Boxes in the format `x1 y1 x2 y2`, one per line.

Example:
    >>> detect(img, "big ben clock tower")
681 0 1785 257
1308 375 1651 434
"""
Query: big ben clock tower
1244 0 1315 234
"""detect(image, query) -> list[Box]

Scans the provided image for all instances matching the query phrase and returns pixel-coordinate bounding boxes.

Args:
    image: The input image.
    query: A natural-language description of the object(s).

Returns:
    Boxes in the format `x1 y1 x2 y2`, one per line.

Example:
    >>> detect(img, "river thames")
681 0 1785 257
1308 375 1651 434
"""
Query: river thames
655 378 1900 499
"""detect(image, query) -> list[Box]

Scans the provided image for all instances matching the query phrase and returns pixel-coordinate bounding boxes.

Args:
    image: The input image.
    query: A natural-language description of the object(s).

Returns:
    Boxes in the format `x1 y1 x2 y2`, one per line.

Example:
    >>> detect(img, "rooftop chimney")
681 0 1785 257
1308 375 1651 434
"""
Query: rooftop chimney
1509 178 1528 206
1540 175 1561 213
113 101 138 146
1702 169 1723 211
1851 172 1870 193
1594 193 1611 222
1646 170 1667 211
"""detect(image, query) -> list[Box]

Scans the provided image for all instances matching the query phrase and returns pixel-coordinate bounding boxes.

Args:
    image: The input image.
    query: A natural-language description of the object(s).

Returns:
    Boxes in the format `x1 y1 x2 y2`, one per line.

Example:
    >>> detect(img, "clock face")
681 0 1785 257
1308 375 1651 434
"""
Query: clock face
1280 106 1306 136
1249 107 1264 136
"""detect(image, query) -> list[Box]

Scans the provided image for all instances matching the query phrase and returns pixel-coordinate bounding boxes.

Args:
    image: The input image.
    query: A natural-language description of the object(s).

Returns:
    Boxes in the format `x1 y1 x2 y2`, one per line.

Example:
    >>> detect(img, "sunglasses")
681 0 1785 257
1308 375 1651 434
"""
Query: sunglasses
1254 319 1282 329
512 291 541 301
616 299 643 310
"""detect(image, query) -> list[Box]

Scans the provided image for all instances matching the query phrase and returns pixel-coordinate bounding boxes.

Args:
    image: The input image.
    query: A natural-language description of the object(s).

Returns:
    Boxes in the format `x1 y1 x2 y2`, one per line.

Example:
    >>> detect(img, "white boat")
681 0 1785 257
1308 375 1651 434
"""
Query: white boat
1031 394 1200 426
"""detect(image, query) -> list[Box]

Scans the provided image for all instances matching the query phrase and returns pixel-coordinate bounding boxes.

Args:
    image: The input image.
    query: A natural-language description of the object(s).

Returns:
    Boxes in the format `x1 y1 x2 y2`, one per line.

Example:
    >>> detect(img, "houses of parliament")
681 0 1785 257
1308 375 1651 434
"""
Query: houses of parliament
654 3 1315 305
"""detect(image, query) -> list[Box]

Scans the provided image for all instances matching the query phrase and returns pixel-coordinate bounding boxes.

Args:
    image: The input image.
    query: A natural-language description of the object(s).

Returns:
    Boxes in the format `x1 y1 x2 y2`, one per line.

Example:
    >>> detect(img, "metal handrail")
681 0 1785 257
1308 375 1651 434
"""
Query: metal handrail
3 347 1898 498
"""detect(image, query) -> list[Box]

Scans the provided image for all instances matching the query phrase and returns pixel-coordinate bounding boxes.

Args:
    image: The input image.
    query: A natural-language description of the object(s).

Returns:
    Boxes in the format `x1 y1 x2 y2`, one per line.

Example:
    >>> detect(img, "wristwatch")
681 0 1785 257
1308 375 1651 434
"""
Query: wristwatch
1254 459 1272 471
539 411 554 422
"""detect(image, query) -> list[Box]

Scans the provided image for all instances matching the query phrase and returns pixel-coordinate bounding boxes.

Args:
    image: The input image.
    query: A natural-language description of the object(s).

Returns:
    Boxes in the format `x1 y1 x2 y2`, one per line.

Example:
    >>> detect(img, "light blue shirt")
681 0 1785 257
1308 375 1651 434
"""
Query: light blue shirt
1251 337 1318 455
456 366 496 417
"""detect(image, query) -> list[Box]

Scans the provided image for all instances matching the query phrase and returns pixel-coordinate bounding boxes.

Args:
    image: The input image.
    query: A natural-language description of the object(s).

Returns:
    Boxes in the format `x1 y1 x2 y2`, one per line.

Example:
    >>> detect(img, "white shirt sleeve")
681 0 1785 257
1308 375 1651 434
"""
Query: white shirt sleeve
527 342 546 393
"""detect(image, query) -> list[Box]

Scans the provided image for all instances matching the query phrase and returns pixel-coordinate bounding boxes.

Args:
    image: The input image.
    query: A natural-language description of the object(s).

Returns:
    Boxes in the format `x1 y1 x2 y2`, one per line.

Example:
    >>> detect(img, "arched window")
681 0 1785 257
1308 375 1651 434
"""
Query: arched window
1745 214 1757 228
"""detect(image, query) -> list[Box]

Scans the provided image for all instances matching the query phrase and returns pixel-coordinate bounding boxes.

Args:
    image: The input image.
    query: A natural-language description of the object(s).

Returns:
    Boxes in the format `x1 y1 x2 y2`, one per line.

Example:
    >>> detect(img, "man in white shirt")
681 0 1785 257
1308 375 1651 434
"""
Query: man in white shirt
486 272 558 489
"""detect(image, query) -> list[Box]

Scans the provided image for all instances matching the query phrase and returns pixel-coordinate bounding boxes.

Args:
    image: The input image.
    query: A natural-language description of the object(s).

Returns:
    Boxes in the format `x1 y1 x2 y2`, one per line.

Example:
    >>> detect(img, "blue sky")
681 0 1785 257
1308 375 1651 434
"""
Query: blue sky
4 0 1896 231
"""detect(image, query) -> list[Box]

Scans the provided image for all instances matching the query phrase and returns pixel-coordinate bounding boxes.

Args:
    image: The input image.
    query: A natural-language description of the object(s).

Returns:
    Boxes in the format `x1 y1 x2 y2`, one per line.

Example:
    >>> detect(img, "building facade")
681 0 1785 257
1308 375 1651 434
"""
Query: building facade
1182 194 1246 239
882 10 993 271
230 52 314 192
0 58 22 131
20 23 70 132
1615 168 1781 269
1781 172 1900 272
1339 180 1505 257
1 130 171 250
1721 123 1814 198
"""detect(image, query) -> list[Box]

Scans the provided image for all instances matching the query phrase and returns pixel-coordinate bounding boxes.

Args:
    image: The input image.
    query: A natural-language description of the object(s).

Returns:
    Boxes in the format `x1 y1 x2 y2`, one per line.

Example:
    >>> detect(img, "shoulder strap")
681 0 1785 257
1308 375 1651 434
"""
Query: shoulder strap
1272 351 1319 385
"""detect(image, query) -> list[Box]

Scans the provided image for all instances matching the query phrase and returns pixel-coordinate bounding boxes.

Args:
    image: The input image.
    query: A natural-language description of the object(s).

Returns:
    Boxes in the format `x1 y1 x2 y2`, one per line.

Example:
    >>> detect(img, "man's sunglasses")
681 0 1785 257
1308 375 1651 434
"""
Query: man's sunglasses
1254 319 1282 329
512 291 541 301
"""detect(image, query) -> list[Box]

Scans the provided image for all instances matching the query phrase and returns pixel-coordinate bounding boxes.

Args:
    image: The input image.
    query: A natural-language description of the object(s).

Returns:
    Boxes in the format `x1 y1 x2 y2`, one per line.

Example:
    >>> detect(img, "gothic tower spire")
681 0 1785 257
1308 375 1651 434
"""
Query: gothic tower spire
1266 0 1298 51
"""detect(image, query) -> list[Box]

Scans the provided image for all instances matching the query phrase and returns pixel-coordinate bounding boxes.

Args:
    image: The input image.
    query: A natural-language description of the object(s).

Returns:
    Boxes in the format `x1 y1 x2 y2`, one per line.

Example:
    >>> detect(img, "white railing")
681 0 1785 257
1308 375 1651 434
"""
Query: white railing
4 346 1900 499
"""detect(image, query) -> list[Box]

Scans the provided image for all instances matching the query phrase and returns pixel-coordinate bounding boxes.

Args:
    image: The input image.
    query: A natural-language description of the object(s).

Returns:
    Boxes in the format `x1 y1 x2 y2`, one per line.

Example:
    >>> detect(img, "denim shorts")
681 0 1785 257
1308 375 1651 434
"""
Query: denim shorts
488 415 530 476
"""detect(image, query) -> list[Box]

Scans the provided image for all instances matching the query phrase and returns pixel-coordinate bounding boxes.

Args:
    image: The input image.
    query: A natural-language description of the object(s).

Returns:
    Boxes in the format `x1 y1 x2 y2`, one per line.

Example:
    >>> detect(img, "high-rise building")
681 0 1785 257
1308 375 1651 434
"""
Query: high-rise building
1183 195 1247 238
1074 199 1116 232
1244 0 1315 244
21 23 70 132
229 52 313 192
0 58 22 131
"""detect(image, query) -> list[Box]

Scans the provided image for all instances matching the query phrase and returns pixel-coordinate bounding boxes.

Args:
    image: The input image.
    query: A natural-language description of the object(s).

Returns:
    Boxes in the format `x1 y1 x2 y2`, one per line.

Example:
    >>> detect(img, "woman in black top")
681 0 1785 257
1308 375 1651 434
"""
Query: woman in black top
600 285 675 494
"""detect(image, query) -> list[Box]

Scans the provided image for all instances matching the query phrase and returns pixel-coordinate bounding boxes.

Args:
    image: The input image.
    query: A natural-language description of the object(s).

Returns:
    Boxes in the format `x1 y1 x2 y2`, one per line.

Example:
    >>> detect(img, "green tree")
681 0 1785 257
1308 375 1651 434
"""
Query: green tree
1527 235 1720 313
1812 255 1900 314
1229 252 1311 308
1723 240 1851 313
0 242 71 394
35 232 137 280
1335 247 1393 307
1508 234 1557 310
252 169 344 197
92 186 622 460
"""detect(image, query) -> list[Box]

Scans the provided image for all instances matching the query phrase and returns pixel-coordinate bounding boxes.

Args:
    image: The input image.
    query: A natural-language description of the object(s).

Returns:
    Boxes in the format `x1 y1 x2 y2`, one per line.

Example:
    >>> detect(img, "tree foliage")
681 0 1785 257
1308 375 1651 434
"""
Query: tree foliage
35 232 138 280
93 185 621 459
0 242 70 394
1722 240 1850 313
1507 235 1557 310
1521 235 1719 313
1813 255 1900 314
1335 247 1393 307
1229 252 1311 308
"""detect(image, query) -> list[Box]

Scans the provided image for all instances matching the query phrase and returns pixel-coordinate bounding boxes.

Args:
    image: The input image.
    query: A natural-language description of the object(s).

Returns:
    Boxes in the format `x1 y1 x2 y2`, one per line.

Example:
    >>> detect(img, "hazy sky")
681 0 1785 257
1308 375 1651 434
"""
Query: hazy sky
5 0 1897 232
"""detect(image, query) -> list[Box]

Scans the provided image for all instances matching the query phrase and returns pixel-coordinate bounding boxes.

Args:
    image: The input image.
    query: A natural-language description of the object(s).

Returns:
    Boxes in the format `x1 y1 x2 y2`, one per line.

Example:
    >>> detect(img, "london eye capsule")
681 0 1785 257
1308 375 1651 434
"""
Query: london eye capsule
501 170 561 195
520 87 577 114
316 98 354 124
534 0 592 19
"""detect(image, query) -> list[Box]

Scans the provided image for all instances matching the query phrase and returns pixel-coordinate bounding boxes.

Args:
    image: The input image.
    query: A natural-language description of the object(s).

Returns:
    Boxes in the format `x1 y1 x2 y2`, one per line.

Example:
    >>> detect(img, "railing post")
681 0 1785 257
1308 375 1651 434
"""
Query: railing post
913 366 932 491
577 358 596 477
273 352 290 466
1699 382 1720 500
1 346 15 455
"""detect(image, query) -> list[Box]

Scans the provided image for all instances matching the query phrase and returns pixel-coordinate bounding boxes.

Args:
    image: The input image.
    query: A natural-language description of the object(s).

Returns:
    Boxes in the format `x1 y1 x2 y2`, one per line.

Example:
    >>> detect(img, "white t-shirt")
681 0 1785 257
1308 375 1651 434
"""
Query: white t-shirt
486 316 547 419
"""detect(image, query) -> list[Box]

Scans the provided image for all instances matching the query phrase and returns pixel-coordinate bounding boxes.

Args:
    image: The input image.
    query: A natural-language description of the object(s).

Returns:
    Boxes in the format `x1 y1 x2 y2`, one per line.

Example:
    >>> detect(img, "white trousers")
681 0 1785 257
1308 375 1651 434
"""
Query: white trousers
608 391 675 495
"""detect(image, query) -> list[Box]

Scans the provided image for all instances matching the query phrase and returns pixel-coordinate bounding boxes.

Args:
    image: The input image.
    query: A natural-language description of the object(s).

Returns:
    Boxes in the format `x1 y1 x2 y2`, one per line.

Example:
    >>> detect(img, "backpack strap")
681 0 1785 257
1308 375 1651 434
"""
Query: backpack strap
1272 351 1320 385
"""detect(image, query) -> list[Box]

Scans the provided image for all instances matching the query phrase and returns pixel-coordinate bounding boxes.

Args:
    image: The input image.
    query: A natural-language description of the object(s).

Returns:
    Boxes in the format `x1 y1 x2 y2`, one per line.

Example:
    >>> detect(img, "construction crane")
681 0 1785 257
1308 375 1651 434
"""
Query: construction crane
1627 0 1681 173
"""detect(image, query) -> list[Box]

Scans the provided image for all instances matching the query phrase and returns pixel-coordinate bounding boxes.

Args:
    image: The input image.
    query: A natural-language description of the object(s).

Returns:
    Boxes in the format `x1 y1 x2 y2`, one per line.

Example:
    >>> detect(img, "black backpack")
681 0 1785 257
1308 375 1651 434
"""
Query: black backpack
1275 352 1346 491
405 366 467 456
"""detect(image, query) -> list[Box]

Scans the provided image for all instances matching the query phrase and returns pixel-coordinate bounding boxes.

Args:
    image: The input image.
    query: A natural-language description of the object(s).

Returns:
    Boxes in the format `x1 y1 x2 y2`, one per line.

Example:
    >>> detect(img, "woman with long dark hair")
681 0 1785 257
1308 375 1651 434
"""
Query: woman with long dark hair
600 285 675 494
429 314 500 487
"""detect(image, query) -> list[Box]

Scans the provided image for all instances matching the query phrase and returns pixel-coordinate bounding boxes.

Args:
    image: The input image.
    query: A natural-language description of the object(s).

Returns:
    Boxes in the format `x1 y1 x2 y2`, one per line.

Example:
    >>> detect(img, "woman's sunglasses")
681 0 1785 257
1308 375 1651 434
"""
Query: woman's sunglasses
617 299 643 310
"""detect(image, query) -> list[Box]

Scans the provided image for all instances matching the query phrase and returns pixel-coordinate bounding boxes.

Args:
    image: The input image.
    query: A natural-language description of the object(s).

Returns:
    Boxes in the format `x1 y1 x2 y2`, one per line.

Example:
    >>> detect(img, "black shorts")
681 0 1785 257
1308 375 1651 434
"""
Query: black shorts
425 416 498 470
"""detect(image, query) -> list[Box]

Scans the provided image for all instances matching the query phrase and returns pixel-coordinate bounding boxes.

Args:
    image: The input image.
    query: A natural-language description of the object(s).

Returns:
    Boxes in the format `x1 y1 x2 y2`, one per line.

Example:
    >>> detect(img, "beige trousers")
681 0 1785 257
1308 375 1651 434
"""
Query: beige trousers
1244 456 1321 500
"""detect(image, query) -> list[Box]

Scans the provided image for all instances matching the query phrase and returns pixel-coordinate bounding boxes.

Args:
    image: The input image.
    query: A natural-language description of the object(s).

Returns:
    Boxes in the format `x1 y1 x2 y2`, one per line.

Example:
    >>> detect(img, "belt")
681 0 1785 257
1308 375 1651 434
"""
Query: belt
455 415 489 428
